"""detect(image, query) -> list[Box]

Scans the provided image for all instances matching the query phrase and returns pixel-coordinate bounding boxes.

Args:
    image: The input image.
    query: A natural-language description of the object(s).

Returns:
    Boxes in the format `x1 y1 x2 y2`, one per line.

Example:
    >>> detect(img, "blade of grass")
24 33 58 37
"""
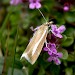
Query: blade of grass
1 6 12 75
11 25 19 75
2 21 10 75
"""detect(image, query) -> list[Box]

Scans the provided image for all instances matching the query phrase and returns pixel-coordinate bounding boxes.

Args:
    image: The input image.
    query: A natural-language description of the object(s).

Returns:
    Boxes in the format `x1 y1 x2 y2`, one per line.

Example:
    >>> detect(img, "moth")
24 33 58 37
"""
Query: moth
21 21 53 65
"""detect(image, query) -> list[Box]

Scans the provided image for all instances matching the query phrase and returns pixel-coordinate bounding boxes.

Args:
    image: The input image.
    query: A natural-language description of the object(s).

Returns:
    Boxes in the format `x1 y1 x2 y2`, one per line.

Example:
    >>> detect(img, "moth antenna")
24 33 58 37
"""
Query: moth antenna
38 9 47 23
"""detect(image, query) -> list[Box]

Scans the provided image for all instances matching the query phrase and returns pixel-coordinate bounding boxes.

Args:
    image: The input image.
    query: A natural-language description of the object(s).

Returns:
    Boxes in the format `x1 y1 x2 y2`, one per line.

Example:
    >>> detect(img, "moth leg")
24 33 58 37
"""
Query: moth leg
30 26 40 32
45 40 48 47
29 26 40 42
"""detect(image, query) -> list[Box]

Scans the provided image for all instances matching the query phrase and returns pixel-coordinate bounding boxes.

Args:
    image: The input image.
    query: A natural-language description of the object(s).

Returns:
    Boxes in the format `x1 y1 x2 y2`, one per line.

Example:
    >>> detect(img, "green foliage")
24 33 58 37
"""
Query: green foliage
65 12 75 23
0 0 75 75
61 36 74 47
65 68 73 75
61 27 75 47
61 49 68 60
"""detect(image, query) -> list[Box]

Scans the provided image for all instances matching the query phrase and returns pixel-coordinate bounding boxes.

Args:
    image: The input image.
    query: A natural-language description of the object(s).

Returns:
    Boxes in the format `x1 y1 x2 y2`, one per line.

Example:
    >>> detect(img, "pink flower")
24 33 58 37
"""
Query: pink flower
43 42 63 65
51 25 66 38
43 43 57 55
29 0 41 9
63 6 69 11
10 0 22 5
47 52 63 65
63 2 70 12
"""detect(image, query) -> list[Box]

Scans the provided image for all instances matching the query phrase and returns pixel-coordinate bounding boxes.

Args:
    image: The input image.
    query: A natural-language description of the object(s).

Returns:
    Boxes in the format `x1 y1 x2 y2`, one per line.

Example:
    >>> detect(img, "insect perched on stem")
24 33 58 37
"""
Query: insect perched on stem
21 21 53 64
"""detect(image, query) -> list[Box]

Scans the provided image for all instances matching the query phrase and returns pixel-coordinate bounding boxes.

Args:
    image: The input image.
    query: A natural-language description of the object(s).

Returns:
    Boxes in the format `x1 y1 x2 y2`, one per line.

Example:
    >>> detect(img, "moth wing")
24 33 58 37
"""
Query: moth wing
21 25 48 64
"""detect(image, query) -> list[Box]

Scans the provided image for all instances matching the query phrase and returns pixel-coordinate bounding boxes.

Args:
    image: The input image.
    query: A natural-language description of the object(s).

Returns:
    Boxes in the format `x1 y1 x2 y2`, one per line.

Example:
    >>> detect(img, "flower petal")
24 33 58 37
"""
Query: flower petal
29 0 33 3
54 58 61 65
56 34 63 38
29 3 35 9
51 25 57 31
63 6 69 12
58 25 66 33
29 0 40 2
10 0 22 5
47 57 53 62
35 2 41 9
57 52 63 58
48 51 52 55
43 47 49 51
50 43 57 53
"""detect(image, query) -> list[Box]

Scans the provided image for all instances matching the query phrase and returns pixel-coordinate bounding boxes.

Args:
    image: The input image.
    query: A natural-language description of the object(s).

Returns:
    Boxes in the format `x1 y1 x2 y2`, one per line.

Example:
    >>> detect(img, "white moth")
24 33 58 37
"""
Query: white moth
21 22 53 65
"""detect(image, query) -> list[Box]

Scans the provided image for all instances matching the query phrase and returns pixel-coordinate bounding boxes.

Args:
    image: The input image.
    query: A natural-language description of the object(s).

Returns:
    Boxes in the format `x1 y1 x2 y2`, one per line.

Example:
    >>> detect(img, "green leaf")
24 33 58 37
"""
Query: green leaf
67 53 75 61
10 14 20 26
6 38 14 46
38 66 45 75
18 37 28 46
64 28 75 37
74 31 75 38
2 0 9 4
50 64 60 75
61 49 68 60
57 18 65 25
65 12 75 22
65 15 75 22
61 35 67 42
62 28 74 47
61 37 74 47
65 68 73 75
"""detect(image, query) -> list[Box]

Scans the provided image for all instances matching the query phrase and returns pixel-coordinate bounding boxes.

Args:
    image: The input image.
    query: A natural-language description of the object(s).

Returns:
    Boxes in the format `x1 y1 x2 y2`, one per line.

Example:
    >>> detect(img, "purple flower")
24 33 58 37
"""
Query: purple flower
51 25 66 38
29 0 41 9
43 42 63 65
43 43 57 55
63 6 69 12
48 52 63 65
63 2 70 12
10 0 22 5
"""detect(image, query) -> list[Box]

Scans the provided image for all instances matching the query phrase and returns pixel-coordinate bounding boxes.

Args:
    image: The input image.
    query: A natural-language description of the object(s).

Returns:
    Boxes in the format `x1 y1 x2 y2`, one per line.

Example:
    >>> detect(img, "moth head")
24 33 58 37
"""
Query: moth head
46 21 53 27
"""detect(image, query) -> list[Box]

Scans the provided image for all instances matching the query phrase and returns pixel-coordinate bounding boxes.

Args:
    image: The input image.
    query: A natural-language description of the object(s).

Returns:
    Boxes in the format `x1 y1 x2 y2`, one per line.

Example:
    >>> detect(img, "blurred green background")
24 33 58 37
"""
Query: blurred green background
0 0 75 75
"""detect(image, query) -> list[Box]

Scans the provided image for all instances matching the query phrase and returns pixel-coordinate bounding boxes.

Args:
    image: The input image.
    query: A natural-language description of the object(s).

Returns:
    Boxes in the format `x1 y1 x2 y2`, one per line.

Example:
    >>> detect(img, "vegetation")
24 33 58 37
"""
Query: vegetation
0 0 75 75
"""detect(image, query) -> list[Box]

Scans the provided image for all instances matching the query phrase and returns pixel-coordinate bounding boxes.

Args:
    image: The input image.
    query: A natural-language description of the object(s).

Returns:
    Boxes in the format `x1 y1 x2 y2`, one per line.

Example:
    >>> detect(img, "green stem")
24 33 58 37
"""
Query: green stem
2 41 9 75
1 7 12 75
1 11 11 31
0 7 12 42
2 20 10 75
11 26 18 75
